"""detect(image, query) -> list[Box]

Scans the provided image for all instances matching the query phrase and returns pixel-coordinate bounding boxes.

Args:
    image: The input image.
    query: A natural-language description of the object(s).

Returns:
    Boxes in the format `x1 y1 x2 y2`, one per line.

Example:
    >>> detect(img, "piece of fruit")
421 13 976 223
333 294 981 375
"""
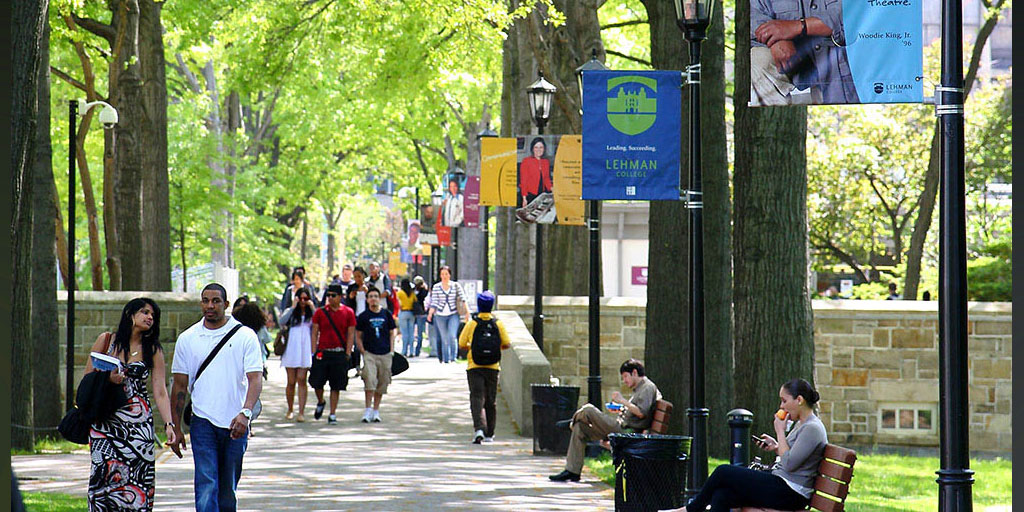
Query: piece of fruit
775 409 788 421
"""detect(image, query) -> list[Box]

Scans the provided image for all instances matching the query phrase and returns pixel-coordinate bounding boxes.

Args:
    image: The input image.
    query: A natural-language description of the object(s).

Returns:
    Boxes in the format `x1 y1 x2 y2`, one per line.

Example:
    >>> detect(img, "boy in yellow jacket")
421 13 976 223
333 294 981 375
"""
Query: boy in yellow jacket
458 291 511 444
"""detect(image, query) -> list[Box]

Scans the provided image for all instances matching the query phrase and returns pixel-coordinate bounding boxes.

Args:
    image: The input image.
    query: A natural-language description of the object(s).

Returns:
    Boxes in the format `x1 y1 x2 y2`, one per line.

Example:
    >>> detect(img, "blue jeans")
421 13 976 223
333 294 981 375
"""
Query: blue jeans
190 415 248 512
414 315 427 356
399 311 416 356
434 314 460 363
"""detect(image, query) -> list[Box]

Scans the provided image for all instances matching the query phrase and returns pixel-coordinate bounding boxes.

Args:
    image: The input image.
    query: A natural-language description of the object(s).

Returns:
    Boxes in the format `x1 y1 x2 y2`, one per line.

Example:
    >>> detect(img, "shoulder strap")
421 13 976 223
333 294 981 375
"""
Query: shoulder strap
194 324 243 387
321 306 346 345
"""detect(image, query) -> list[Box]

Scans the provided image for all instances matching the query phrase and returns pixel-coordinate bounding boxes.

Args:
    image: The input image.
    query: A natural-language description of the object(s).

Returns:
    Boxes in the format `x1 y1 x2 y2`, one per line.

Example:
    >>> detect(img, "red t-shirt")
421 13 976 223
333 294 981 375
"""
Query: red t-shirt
312 305 356 350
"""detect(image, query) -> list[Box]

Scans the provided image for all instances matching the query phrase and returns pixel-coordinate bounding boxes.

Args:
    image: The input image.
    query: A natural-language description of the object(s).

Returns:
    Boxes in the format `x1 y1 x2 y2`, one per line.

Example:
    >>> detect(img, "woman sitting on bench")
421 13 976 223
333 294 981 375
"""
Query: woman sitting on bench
678 378 827 512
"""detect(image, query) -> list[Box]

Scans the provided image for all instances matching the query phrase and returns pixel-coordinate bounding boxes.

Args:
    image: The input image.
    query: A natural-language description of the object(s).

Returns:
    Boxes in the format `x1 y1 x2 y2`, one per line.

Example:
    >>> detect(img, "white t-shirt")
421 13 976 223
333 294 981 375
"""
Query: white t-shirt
171 316 263 428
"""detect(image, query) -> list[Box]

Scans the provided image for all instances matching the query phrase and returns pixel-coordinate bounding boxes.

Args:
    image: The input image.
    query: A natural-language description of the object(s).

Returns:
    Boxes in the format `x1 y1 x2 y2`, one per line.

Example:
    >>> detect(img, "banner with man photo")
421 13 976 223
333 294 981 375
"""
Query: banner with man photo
748 0 922 106
515 135 584 225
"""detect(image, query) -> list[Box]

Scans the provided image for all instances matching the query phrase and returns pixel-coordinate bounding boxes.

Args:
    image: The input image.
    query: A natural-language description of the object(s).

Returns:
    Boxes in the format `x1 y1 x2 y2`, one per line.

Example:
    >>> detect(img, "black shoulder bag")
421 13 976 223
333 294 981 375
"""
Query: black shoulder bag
182 325 244 426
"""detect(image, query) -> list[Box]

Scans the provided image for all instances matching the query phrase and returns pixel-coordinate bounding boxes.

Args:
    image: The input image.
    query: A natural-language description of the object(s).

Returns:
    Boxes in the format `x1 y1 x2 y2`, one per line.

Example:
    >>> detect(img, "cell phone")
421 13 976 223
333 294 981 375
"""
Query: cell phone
751 435 763 444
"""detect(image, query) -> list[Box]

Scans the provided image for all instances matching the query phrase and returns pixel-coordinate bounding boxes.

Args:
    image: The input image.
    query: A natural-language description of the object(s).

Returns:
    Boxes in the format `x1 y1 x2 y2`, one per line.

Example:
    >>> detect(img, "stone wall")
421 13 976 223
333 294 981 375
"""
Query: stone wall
493 311 553 437
496 296 1012 454
58 291 204 428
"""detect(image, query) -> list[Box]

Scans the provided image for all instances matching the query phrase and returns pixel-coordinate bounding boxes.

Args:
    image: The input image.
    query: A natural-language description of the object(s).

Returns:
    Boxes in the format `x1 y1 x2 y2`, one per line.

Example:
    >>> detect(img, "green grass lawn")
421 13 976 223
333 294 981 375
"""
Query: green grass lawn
585 453 1012 511
21 492 88 512
10 438 88 456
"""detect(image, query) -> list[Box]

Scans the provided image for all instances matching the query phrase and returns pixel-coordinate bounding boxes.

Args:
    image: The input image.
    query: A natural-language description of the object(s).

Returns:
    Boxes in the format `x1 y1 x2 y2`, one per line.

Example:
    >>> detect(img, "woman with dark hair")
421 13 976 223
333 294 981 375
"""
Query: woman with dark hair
278 287 315 421
396 278 418 357
84 297 175 511
426 266 468 363
518 137 553 207
673 378 827 512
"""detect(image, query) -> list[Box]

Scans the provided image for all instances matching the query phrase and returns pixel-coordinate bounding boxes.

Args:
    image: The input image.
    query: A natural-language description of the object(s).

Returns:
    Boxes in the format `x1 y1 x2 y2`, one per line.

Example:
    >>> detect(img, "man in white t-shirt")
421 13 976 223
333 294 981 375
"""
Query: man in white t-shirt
169 283 263 512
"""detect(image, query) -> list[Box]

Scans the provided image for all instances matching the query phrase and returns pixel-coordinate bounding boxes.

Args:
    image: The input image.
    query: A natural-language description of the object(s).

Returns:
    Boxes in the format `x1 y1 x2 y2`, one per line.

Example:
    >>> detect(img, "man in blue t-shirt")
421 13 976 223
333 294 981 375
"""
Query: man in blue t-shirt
355 286 397 423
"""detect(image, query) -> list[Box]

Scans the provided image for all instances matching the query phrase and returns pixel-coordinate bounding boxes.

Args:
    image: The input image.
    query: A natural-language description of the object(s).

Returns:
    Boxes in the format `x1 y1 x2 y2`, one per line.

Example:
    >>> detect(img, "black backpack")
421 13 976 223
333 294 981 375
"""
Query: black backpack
470 314 502 365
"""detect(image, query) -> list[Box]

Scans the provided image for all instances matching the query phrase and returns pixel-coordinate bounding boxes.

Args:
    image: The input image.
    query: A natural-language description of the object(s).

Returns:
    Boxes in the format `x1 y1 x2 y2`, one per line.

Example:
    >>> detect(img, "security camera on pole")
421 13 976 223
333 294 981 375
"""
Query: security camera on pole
67 99 118 411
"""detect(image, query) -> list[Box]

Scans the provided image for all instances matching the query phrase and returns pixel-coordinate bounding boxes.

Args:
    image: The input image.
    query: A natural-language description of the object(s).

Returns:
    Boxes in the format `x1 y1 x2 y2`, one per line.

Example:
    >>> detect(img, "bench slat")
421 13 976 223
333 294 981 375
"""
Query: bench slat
809 493 844 512
818 460 855 482
814 475 850 500
823 445 857 465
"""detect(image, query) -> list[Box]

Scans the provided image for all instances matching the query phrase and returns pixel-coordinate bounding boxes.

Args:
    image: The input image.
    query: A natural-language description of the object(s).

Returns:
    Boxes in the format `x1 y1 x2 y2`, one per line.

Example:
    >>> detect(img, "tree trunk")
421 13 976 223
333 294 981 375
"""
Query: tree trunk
102 128 122 290
700 0 734 458
110 0 147 290
12 0 48 450
495 1 535 296
639 0 690 434
138 0 171 290
75 110 106 290
734 0 814 440
33 13 61 436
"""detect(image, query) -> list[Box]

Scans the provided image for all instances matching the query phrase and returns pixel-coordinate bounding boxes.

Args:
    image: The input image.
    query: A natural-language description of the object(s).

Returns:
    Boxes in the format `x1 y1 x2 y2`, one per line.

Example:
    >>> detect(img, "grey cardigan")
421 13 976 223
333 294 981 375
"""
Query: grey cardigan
772 414 828 497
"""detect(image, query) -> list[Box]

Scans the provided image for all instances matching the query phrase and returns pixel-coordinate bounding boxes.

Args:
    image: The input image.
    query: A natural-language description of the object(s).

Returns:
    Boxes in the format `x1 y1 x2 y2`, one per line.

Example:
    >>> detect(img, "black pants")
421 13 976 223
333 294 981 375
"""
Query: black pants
686 464 809 512
467 368 499 437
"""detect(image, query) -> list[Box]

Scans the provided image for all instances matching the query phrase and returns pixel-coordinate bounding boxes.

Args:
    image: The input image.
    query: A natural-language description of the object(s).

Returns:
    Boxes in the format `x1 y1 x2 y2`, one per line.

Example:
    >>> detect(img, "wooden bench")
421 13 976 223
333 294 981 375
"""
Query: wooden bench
644 399 673 435
739 444 858 512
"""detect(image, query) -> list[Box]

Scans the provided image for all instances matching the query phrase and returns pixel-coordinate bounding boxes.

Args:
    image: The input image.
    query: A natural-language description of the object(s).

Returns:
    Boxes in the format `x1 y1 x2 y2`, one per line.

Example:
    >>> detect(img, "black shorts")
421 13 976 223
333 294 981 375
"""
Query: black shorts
309 351 349 391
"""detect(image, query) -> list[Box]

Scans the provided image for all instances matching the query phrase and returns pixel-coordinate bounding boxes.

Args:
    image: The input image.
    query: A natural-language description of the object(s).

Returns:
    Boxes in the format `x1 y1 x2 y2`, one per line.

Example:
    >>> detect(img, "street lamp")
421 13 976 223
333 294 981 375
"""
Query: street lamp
674 0 713 500
477 125 499 293
575 50 608 410
450 167 466 280
525 72 556 351
67 99 118 411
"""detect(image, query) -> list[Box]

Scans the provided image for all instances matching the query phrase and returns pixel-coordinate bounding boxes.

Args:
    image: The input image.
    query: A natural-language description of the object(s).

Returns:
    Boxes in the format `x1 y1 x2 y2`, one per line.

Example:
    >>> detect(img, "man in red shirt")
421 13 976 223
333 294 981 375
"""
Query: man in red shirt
310 284 356 425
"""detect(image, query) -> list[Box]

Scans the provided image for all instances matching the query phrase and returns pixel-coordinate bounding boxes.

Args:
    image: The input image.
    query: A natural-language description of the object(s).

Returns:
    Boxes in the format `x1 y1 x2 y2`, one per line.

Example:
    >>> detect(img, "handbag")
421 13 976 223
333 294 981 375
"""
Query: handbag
183 325 242 425
273 327 288 356
391 352 409 376
58 407 91 444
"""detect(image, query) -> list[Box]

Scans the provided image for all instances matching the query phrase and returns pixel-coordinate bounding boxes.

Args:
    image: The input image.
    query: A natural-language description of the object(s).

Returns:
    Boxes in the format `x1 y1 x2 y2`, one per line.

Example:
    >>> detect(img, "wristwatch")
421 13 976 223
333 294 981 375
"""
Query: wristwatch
165 421 175 429
799 17 808 36
240 408 253 420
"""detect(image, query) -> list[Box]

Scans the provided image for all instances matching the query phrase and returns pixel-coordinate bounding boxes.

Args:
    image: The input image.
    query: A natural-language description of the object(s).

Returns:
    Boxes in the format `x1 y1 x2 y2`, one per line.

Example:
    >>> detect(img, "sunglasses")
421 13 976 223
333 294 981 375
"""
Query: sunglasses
325 293 338 298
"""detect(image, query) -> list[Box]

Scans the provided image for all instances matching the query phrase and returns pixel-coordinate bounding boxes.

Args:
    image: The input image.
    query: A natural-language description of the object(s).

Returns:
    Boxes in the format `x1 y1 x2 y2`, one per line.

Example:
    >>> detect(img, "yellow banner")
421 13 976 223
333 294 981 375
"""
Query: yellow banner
388 251 407 276
552 135 584 225
480 137 518 206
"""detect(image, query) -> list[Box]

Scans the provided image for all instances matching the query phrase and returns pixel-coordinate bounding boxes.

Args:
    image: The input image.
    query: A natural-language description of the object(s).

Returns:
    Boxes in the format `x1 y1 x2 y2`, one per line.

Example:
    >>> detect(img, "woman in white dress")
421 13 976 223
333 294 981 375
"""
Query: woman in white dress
278 287 315 422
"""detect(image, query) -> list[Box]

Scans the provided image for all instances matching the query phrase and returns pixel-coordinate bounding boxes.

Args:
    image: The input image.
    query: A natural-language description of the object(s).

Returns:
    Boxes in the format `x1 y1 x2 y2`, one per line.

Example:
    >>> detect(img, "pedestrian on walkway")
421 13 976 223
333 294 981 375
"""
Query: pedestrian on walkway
458 291 511 444
396 278 418 357
426 266 468 363
412 276 429 356
355 286 397 423
310 284 357 425
278 288 316 422
85 297 176 511
169 283 263 512
280 269 318 315
351 267 369 316
366 262 392 299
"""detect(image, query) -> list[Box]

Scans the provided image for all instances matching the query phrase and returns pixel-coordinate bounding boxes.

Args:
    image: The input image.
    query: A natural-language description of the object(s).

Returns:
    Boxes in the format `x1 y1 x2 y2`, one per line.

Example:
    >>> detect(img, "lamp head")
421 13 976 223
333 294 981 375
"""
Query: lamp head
525 72 557 128
575 49 609 105
674 0 714 39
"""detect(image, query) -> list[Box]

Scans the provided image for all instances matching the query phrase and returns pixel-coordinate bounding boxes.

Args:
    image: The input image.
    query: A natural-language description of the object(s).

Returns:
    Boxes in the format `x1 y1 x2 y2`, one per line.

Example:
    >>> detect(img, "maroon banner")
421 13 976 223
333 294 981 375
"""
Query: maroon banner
437 226 452 247
464 176 480 228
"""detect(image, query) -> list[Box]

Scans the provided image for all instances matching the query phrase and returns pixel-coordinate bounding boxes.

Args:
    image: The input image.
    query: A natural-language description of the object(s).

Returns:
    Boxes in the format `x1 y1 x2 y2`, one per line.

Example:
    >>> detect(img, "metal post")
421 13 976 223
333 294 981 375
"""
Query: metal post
452 228 459 281
482 206 489 291
66 100 77 412
936 0 973 508
532 124 545 350
587 200 601 408
684 36 709 500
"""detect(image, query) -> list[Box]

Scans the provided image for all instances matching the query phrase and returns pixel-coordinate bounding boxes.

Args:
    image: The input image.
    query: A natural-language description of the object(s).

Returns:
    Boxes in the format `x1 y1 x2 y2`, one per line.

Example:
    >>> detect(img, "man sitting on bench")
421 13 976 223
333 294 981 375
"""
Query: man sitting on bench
549 358 661 483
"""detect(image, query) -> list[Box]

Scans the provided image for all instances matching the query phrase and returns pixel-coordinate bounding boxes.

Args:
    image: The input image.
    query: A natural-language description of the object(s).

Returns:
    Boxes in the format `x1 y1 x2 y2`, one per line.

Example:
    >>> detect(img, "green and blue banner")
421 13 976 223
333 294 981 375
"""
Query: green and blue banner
582 70 681 201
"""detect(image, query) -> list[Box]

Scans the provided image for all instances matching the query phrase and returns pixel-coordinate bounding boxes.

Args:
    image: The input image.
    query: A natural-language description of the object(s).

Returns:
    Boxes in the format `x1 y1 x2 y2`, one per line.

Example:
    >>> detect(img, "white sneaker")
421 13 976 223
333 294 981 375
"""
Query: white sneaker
483 436 494 443
361 408 373 423
473 429 485 444
371 409 382 423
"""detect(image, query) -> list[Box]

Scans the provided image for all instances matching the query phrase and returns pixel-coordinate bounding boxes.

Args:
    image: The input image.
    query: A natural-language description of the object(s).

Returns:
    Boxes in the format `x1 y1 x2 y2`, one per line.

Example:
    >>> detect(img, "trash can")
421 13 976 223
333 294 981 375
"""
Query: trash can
609 433 691 512
531 384 580 455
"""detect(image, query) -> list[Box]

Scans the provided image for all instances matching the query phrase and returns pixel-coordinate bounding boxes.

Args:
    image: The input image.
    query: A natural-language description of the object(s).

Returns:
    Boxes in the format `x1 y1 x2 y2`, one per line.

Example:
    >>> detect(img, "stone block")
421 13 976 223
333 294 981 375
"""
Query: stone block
872 329 890 347
815 366 832 385
832 353 852 368
878 319 899 327
846 335 872 347
967 337 998 353
623 316 637 327
917 352 938 371
817 318 854 334
843 388 869 401
622 327 645 348
849 402 873 414
869 369 900 379
902 319 922 327
831 369 867 387
814 348 830 364
854 423 867 433
832 422 852 433
599 334 623 346
574 323 589 335
918 370 937 379
901 359 917 376
854 349 900 369
892 328 935 349
600 316 623 335
969 386 991 404
972 359 1011 379
869 380 938 402
974 321 1011 335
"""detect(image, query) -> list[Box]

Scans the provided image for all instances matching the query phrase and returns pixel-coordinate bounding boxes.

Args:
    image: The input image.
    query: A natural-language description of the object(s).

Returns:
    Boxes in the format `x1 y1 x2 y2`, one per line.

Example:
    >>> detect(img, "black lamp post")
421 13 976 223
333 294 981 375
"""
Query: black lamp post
936 0 973 509
525 72 556 350
674 0 713 499
67 99 118 412
431 188 444 282
576 51 608 409
477 126 499 292
450 167 466 280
